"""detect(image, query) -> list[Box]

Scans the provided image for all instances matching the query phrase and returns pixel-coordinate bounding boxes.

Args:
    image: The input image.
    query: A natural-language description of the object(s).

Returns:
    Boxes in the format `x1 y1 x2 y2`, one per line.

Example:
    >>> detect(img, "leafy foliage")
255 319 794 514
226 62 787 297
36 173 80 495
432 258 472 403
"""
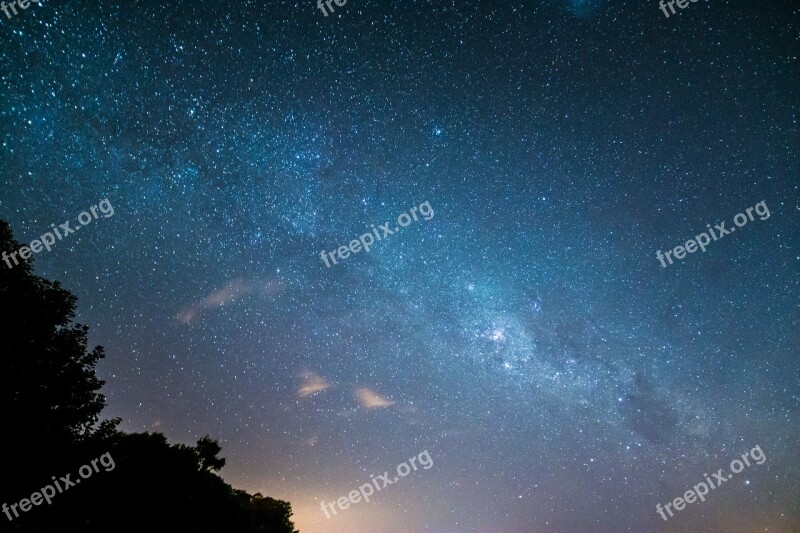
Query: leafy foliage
0 220 297 533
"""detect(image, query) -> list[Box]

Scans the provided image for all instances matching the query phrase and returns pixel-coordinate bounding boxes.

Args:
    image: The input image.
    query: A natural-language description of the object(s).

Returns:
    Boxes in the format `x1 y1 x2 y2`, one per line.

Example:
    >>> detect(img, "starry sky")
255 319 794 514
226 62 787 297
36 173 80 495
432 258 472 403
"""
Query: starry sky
1 0 798 531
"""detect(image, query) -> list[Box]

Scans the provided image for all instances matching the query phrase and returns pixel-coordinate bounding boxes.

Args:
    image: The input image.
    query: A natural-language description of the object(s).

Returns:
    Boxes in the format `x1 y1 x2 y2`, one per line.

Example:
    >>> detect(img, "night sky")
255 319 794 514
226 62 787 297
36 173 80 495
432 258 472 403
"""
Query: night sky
1 0 798 531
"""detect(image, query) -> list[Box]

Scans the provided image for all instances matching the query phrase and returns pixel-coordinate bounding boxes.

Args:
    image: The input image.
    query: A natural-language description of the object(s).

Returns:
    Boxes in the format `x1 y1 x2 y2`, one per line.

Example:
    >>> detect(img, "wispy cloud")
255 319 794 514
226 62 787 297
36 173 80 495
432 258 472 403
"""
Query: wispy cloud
298 371 330 398
355 387 395 409
178 277 283 324
295 375 395 412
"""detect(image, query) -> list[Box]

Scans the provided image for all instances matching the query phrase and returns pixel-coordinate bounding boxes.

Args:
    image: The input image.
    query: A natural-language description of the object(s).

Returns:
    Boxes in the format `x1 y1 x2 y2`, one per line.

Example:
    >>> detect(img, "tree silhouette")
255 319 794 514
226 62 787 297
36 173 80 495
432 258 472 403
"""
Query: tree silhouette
195 434 227 473
0 220 297 532
0 220 118 505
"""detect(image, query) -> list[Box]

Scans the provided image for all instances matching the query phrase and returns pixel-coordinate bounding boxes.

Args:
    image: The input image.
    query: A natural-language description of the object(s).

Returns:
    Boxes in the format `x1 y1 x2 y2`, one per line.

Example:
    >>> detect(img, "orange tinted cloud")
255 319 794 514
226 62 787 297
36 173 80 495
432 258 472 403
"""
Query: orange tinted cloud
178 277 283 324
298 372 330 398
355 388 394 409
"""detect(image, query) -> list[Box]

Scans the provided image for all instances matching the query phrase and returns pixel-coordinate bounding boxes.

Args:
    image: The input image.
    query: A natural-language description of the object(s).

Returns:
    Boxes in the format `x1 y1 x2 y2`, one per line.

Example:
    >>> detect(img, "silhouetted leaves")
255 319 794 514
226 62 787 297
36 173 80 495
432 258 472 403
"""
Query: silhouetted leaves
0 220 298 532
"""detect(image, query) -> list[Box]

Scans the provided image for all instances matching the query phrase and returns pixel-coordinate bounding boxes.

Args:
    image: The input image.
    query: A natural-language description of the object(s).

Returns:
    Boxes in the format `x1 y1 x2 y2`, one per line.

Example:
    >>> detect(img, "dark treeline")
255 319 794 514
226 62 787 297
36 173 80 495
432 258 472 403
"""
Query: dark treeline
0 220 298 532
